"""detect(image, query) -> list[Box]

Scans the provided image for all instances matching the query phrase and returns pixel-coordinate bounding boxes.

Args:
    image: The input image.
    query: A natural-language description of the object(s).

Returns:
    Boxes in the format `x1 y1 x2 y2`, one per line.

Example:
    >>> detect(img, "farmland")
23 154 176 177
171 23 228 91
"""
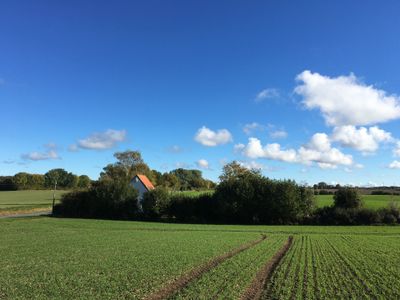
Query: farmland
1 217 400 299
316 194 400 209
0 190 67 215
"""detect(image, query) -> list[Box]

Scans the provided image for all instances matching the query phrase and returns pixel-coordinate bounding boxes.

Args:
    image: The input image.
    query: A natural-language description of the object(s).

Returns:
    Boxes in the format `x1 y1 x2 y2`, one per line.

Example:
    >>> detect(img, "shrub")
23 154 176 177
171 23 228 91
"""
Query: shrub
54 179 139 219
334 187 362 209
377 202 400 224
142 187 170 219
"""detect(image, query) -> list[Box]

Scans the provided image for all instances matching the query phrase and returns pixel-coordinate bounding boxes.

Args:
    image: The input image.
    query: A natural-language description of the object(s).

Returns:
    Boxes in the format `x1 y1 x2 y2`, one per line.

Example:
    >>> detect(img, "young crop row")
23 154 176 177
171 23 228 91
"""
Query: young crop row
262 235 400 299
0 218 260 299
171 235 288 299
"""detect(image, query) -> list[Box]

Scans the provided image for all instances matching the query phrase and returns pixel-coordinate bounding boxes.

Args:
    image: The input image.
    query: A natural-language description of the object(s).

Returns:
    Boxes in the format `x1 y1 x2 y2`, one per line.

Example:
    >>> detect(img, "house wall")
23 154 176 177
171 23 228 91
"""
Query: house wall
131 176 148 202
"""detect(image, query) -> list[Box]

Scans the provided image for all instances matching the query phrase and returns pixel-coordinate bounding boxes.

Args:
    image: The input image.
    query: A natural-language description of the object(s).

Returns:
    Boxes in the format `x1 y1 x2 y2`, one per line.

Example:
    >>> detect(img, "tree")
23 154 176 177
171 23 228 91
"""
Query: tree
100 150 151 182
161 173 180 190
13 172 29 189
44 169 69 188
219 161 260 182
77 175 91 189
27 174 45 189
334 187 363 209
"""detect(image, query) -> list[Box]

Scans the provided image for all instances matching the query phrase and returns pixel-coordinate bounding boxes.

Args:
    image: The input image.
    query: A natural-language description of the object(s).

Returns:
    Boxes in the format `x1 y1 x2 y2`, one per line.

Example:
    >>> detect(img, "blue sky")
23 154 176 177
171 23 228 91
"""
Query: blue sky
1 0 400 186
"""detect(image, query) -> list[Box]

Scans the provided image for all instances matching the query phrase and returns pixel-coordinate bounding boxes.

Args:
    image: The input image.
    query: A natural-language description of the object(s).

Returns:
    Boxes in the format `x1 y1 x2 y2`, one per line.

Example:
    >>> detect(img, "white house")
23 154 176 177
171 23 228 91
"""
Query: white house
131 174 155 202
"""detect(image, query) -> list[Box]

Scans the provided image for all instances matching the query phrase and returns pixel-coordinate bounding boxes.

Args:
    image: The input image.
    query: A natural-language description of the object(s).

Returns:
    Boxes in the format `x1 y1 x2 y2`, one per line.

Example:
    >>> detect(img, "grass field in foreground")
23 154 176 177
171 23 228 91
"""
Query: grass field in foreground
1 217 400 299
0 190 67 213
316 194 400 209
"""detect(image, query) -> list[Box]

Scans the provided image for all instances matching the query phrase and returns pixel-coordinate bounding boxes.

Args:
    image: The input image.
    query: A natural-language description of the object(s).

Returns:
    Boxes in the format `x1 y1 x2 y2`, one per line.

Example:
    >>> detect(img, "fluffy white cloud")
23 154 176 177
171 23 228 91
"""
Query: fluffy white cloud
196 159 210 169
331 125 393 152
194 126 233 146
240 138 297 162
238 161 267 170
21 143 60 161
295 70 400 126
237 133 353 169
21 150 59 161
76 129 126 150
255 88 279 102
388 160 400 169
308 133 331 152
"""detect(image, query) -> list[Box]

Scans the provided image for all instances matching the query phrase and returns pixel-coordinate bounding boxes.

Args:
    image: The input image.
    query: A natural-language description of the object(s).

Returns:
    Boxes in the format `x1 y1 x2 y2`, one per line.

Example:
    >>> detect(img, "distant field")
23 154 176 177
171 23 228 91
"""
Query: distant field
172 191 399 210
170 190 214 197
316 194 400 209
0 190 67 213
0 217 399 299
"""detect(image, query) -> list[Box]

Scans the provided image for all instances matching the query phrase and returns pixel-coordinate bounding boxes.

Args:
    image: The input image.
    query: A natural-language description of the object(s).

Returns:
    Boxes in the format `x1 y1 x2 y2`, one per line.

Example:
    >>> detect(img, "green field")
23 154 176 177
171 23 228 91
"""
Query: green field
316 194 400 209
0 190 67 213
1 217 400 299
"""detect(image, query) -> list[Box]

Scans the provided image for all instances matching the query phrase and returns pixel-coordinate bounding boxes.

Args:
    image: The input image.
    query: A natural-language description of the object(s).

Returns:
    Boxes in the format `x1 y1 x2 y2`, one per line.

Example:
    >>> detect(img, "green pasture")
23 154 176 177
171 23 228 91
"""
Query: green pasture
316 194 400 209
0 190 67 212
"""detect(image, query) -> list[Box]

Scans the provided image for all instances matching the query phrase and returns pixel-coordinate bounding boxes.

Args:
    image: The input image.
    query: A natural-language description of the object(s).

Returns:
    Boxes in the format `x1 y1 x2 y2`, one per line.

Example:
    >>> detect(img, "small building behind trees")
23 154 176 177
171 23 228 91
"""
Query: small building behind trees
131 174 155 202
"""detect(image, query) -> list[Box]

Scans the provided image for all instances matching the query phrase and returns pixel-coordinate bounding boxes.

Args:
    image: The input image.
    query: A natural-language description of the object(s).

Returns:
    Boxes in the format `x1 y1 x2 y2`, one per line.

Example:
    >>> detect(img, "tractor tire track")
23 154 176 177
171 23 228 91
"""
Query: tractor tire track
240 236 293 300
144 234 267 300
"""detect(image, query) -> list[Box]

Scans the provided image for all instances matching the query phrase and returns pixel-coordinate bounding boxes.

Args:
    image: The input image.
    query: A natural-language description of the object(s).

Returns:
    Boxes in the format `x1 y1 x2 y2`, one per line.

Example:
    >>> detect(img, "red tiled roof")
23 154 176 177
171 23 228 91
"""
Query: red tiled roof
136 174 155 190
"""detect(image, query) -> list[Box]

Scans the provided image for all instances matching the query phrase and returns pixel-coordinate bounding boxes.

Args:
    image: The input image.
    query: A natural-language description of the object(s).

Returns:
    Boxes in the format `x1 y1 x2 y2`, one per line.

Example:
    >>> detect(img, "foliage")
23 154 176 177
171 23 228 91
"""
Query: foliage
215 165 315 224
77 175 91 189
334 187 363 209
0 176 17 191
142 187 170 218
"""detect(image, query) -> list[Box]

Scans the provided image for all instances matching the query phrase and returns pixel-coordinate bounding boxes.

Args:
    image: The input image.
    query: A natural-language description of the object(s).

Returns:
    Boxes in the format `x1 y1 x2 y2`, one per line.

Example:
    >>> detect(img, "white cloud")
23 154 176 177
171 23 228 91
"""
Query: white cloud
308 133 331 152
238 138 297 163
194 126 233 146
21 143 60 161
21 150 59 161
237 133 353 169
76 129 126 150
394 142 400 157
238 161 266 170
295 70 400 126
388 160 400 169
255 88 279 102
196 159 210 169
331 125 393 153
269 129 288 139
243 122 264 135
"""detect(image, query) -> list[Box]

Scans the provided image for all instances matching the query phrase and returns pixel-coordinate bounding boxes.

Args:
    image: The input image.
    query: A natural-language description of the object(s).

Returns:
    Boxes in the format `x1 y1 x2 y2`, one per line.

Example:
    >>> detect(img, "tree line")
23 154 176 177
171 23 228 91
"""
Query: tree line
0 169 91 191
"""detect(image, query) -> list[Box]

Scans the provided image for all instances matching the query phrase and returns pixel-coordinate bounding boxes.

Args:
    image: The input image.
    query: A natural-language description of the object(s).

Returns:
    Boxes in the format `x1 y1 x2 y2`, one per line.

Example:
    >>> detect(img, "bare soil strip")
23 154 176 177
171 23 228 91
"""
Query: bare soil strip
0 208 51 217
240 236 294 300
144 234 267 300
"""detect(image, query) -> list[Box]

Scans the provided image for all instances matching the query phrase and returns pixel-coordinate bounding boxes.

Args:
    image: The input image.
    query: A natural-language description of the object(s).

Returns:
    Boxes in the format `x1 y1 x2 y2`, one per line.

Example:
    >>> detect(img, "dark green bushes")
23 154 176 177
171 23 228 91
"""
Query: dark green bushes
54 180 139 219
